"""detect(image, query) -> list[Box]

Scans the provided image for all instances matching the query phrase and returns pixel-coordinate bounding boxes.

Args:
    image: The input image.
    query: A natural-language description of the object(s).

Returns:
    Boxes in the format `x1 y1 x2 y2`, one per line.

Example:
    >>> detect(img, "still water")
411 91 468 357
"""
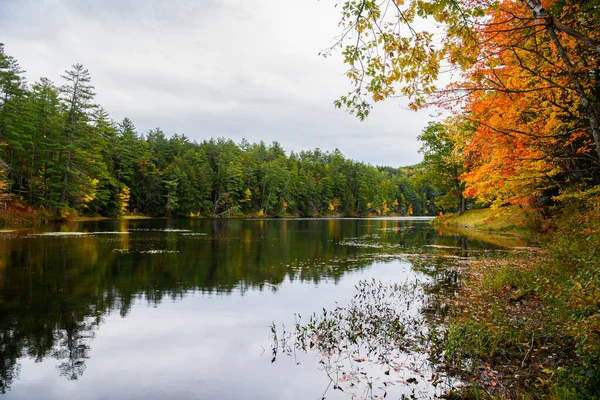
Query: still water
0 218 526 399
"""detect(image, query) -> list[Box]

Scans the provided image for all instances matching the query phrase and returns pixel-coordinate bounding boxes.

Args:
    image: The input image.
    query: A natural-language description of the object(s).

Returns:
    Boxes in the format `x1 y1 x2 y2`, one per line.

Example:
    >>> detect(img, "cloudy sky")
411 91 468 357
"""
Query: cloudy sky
2 0 439 167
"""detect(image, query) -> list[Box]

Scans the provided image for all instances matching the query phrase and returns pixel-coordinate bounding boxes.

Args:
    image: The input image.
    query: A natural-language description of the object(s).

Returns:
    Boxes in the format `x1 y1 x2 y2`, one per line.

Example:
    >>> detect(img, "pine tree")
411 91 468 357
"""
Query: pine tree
55 64 96 210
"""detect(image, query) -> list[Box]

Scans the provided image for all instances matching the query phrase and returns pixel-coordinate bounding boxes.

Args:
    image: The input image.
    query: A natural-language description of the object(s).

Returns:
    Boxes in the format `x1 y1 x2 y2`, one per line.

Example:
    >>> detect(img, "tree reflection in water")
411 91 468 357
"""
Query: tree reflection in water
0 218 525 393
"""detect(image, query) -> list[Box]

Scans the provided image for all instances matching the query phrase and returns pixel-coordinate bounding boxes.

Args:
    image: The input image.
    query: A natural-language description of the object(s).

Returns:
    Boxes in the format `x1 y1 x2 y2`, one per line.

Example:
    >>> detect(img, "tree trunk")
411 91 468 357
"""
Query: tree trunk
264 186 273 216
59 142 73 204
523 0 600 161
456 179 465 214
212 191 219 216
545 23 600 161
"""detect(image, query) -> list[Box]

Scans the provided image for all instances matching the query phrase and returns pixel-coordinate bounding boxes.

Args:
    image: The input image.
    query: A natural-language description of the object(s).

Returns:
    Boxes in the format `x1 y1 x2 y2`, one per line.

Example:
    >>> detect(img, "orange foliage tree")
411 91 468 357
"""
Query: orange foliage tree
332 0 600 207
454 0 600 205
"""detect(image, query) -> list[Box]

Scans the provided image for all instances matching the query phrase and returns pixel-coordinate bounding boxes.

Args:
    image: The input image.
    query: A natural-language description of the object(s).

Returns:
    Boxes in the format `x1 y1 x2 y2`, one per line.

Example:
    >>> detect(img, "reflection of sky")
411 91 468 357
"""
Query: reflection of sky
7 262 417 400
1 218 530 399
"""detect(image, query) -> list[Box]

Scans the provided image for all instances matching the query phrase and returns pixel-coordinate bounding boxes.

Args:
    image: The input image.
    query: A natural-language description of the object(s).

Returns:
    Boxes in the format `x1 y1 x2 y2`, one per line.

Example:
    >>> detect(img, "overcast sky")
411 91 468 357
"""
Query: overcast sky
1 0 439 167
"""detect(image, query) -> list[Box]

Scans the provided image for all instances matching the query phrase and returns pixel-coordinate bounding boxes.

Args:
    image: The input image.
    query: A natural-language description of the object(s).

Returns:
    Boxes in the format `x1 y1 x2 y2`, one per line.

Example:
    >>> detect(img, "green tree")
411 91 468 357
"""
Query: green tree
418 121 466 213
0 43 28 196
56 63 97 210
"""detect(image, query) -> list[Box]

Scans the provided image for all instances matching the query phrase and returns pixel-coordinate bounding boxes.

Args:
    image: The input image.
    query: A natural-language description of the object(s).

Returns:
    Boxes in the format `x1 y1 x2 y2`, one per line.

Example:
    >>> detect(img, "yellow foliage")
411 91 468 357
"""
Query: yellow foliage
381 200 389 214
240 188 252 203
329 196 340 212
118 186 131 215
0 164 8 194
81 178 99 208
0 178 8 193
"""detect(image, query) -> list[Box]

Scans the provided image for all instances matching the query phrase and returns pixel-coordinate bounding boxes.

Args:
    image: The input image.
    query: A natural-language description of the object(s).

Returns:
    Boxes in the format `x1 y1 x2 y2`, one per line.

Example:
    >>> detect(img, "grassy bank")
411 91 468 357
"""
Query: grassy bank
435 205 540 234
436 198 600 398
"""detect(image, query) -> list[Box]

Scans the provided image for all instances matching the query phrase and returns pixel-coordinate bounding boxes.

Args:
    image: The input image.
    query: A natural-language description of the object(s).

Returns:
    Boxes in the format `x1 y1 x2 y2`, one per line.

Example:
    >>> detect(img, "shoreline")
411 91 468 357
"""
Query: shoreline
430 204 600 398
2 212 435 226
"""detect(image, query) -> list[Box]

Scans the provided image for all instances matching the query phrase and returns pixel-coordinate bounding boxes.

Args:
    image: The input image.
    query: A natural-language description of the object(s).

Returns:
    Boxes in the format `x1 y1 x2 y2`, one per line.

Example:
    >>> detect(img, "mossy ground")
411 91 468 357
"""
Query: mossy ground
435 199 600 399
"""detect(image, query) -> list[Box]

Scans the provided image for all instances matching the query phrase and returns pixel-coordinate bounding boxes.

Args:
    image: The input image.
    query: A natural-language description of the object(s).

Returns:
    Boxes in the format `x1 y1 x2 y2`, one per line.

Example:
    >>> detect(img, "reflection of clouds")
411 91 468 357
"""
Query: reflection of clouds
338 240 387 249
0 219 530 398
84 269 416 400
127 229 193 232
29 232 130 237
113 249 179 254
423 244 462 249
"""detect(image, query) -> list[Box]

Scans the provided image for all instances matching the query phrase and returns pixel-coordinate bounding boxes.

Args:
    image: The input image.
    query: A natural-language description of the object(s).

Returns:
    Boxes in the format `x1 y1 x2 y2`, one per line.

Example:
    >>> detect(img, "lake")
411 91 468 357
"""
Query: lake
0 218 527 399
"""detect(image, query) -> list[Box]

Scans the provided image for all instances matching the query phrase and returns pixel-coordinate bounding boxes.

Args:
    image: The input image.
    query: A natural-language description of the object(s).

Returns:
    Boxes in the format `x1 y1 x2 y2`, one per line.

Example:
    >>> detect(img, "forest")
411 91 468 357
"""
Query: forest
0 44 440 219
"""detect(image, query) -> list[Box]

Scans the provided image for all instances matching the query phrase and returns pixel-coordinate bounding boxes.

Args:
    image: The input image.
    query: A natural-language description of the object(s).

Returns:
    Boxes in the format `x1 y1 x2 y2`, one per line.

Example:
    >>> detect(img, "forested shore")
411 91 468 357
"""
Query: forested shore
0 44 441 221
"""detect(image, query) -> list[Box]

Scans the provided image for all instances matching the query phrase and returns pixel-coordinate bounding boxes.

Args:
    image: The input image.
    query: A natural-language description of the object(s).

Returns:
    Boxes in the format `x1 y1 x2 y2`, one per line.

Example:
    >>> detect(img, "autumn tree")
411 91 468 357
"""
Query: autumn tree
330 0 600 206
455 0 599 205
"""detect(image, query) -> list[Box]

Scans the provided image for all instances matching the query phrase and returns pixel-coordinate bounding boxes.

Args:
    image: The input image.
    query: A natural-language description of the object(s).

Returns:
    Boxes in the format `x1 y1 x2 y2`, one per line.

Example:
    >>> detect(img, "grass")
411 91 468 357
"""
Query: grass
441 255 573 398
436 224 534 248
436 205 539 233
119 214 156 220
437 195 600 399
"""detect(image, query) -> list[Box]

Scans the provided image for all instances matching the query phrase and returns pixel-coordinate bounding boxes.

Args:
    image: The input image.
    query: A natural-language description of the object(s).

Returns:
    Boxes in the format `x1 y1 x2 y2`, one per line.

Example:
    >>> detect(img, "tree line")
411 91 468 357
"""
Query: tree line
0 44 440 218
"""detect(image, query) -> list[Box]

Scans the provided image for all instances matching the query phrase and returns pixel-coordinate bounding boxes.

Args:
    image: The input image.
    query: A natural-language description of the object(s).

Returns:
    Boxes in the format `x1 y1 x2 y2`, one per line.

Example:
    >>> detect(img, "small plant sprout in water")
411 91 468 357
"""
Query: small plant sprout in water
270 279 460 399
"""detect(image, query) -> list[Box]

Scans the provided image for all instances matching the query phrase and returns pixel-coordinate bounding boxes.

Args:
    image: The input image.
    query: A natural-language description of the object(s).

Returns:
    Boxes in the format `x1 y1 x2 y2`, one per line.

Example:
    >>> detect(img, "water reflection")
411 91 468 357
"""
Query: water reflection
0 218 527 397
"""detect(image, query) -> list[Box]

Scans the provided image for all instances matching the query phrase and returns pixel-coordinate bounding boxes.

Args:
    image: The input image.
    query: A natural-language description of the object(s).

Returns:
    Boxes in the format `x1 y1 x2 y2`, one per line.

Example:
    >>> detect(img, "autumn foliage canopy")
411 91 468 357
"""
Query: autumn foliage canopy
333 0 600 207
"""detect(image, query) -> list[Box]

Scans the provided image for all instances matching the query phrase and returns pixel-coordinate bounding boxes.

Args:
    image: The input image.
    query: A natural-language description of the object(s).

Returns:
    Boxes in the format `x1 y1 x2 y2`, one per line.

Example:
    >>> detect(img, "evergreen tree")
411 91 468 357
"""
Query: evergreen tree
0 47 443 218
55 64 96 210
